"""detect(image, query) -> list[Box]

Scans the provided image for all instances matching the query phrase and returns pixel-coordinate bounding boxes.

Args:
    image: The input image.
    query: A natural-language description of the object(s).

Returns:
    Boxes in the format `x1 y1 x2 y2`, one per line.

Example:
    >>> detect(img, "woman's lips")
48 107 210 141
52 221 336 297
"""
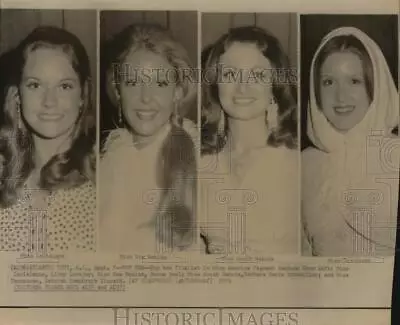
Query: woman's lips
38 113 64 121
233 97 256 105
135 110 158 120
334 105 355 115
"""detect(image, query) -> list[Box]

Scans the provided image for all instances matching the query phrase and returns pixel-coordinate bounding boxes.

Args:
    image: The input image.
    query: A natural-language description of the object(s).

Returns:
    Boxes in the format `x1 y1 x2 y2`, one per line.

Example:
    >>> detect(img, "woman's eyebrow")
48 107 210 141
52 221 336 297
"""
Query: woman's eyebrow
22 76 40 81
59 77 79 82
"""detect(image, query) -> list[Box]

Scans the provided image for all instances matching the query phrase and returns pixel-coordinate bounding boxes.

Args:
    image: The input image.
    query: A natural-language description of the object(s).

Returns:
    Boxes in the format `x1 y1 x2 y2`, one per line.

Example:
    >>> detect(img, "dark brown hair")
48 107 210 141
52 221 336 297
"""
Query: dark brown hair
201 26 297 155
0 26 95 207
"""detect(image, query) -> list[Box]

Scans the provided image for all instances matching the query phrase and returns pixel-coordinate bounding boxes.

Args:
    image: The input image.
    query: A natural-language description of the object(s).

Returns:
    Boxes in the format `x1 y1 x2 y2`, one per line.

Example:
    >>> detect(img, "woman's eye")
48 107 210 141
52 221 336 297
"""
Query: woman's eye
125 79 137 86
253 71 266 82
60 83 74 90
351 78 363 85
321 78 333 86
26 82 40 89
157 80 169 87
222 70 236 78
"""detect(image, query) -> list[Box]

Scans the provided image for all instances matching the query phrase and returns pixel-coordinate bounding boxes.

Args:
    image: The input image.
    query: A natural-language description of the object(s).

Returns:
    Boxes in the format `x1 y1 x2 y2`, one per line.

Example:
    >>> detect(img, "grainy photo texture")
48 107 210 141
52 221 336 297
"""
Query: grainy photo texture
301 15 399 257
199 13 299 256
0 9 97 257
99 11 199 254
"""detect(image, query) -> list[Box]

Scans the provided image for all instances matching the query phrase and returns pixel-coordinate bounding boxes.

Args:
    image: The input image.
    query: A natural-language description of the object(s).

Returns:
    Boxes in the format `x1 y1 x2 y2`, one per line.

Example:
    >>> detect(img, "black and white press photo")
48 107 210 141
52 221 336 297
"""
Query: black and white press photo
200 13 299 256
301 15 399 256
0 9 98 256
99 11 199 254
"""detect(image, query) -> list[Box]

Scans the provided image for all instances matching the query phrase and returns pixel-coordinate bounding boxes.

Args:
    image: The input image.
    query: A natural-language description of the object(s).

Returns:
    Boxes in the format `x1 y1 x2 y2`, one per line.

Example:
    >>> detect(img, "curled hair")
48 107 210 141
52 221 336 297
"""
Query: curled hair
201 26 297 155
104 23 196 115
104 23 197 250
313 35 374 108
0 26 95 208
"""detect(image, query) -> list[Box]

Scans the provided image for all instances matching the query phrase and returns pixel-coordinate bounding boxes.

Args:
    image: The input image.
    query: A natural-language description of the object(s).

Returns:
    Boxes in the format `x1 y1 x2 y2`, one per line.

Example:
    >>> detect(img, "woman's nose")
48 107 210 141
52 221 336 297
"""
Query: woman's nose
335 82 348 102
140 85 152 104
236 80 250 94
43 87 57 108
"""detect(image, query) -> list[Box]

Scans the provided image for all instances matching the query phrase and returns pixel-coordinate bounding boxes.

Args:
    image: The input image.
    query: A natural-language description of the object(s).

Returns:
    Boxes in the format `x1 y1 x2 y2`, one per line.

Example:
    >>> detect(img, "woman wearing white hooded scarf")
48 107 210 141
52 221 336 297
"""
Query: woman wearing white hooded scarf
302 27 399 257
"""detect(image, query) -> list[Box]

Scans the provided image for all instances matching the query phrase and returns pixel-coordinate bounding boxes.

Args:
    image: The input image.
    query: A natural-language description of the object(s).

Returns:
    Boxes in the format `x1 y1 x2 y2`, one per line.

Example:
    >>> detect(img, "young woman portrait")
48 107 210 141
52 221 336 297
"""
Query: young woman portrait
302 25 399 256
0 25 97 255
200 24 299 255
99 21 198 254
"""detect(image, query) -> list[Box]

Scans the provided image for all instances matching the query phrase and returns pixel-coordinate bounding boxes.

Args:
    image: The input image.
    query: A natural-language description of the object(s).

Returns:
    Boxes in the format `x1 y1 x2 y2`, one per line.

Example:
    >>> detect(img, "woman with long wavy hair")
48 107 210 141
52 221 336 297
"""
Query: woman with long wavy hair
200 26 299 255
99 23 198 253
0 26 96 255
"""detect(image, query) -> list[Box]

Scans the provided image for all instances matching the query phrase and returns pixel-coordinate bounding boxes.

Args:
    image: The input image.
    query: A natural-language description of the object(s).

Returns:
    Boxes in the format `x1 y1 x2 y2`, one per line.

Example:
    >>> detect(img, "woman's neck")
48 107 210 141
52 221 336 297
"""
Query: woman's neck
227 115 268 154
32 132 73 171
132 122 170 150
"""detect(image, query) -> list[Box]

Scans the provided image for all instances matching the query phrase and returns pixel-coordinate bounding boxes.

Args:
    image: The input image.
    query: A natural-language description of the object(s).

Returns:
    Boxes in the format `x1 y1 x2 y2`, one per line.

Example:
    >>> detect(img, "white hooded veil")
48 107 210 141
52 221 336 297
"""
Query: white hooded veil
303 26 399 256
307 26 399 153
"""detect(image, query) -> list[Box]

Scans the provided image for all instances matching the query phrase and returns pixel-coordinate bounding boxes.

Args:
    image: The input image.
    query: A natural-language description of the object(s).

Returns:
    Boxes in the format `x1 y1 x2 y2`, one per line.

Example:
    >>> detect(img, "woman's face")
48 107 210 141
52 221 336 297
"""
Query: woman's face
319 51 371 132
19 47 82 139
217 42 274 121
118 49 179 137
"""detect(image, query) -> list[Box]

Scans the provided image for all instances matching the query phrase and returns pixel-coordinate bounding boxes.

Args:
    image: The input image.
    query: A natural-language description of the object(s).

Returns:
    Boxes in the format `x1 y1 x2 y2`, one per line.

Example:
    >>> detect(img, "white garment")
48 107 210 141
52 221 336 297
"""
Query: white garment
302 27 399 256
99 119 198 253
200 145 299 256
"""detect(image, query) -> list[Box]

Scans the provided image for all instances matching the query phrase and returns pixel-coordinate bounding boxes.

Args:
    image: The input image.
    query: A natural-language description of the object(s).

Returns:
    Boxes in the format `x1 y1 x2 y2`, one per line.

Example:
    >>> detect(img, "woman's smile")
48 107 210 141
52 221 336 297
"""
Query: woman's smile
333 104 356 115
135 109 159 121
232 96 257 105
37 112 65 121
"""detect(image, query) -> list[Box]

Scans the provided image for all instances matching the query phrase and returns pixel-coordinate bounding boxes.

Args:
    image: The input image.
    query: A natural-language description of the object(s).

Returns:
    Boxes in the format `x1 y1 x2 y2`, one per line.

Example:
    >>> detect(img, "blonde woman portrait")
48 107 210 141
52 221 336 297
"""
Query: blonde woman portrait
99 16 198 254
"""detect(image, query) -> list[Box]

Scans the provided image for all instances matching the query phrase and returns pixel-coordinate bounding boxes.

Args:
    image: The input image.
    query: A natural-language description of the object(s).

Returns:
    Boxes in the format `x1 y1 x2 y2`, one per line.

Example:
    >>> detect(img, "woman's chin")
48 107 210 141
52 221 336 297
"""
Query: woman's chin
31 128 70 140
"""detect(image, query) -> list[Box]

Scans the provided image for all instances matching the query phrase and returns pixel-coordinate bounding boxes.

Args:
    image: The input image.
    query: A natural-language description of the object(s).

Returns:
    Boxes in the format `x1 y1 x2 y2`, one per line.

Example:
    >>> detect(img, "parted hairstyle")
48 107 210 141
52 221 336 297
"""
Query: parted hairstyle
201 26 298 155
0 26 96 208
103 23 197 250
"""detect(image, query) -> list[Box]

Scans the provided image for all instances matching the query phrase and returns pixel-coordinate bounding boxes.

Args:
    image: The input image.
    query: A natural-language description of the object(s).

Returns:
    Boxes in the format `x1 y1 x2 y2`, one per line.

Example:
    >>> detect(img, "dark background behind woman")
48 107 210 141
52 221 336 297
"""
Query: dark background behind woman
100 11 198 145
300 15 398 150
0 9 97 128
202 13 297 69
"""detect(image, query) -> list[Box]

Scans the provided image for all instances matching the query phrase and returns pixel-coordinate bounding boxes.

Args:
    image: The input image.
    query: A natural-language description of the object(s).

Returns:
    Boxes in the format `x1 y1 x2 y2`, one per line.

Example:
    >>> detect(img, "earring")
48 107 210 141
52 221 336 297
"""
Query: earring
171 100 182 126
16 100 23 129
116 95 123 126
266 98 278 130
217 109 226 136
118 104 123 125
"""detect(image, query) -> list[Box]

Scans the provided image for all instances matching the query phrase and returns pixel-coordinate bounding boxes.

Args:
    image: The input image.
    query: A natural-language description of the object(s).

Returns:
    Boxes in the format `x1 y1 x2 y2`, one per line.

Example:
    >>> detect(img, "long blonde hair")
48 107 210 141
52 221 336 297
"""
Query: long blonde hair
104 23 197 250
